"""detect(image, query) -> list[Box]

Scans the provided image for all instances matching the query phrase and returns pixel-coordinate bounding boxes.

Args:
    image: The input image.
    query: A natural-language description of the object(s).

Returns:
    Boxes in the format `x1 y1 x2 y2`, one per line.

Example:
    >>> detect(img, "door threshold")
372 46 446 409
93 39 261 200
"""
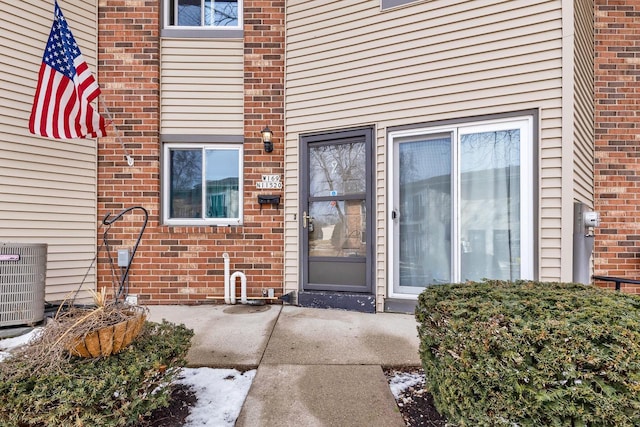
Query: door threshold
298 291 375 313
383 298 417 314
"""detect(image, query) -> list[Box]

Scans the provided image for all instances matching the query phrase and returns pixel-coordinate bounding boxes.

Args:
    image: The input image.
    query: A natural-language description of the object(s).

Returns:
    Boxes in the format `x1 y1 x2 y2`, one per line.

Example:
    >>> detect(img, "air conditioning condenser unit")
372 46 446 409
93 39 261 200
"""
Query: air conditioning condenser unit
0 243 47 327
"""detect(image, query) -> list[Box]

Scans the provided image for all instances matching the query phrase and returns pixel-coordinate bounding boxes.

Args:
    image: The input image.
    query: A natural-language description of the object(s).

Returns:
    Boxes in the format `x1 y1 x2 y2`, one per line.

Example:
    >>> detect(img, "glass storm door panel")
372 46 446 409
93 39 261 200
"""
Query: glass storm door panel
459 128 522 282
392 133 453 296
301 129 373 293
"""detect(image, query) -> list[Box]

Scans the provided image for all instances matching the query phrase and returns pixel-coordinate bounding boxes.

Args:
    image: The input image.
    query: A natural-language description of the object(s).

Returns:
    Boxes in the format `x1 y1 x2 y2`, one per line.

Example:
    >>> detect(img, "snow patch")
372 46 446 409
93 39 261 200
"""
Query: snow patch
0 328 41 361
388 370 425 399
178 367 256 427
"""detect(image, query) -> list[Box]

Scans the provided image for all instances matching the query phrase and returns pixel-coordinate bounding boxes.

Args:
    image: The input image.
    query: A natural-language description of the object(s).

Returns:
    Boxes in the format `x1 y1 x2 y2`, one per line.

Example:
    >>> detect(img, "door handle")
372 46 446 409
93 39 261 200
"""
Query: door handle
302 211 313 228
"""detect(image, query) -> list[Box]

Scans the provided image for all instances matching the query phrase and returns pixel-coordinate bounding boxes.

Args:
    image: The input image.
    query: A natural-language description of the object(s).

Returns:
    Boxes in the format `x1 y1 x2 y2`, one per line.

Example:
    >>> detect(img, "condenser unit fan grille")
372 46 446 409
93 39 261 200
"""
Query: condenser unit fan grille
0 243 47 327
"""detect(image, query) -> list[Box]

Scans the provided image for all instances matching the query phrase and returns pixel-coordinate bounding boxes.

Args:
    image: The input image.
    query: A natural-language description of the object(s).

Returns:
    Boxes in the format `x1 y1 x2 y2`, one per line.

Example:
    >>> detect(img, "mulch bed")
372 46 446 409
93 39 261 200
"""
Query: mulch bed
136 384 196 426
384 367 448 427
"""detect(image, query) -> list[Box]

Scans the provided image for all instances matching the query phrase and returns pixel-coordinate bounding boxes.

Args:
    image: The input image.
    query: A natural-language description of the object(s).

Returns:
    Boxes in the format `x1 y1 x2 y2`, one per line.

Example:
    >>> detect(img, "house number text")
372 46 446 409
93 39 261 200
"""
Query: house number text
256 174 282 189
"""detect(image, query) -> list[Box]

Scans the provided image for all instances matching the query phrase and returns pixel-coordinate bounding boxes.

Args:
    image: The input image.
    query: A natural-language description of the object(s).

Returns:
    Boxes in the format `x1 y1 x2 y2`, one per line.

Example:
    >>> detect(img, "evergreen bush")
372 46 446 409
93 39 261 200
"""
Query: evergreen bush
0 320 193 427
416 280 640 426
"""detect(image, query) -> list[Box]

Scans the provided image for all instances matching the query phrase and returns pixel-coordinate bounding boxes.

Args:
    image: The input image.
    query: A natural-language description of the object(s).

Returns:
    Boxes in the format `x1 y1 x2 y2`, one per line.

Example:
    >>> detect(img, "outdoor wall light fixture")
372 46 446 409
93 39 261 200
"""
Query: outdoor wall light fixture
261 126 273 153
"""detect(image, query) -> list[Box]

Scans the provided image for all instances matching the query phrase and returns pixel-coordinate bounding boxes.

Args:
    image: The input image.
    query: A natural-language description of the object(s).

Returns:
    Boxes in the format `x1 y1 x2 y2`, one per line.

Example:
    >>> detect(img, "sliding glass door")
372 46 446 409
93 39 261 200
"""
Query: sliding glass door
389 116 534 297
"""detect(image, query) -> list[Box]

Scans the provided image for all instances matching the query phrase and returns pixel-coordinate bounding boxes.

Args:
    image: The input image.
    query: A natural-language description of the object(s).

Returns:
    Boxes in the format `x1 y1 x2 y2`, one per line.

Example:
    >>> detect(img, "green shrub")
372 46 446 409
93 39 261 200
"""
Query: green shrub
416 280 640 427
0 320 193 427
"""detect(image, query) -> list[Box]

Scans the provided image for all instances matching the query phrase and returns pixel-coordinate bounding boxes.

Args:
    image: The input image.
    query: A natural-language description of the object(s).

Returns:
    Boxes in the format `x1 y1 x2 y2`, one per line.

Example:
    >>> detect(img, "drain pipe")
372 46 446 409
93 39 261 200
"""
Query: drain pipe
223 253 231 304
229 271 247 304
222 253 247 304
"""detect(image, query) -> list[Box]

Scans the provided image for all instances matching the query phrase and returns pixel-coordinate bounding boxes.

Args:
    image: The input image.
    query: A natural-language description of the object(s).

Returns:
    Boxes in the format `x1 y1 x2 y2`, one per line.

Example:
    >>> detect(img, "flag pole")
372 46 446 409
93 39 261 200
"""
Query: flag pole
100 98 134 167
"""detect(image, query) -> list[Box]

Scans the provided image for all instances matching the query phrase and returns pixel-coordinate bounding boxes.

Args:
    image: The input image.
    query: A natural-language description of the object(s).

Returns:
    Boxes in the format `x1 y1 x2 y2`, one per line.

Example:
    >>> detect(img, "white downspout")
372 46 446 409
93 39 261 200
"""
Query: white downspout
229 271 247 304
223 253 230 304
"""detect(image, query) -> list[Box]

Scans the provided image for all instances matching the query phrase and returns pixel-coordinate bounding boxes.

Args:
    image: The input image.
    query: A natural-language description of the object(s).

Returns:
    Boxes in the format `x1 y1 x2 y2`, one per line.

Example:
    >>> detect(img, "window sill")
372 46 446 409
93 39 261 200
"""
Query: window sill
163 220 243 227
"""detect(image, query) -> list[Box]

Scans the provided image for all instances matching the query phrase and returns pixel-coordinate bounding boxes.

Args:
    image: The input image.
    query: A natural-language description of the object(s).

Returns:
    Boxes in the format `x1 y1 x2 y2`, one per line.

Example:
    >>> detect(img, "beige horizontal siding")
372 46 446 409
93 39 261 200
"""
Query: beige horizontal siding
160 38 244 135
285 0 567 306
0 0 99 303
572 0 595 204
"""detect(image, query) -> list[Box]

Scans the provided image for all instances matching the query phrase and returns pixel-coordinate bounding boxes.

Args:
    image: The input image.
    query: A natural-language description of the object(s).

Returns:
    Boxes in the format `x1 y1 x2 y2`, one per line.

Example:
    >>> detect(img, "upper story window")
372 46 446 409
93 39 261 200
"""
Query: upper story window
163 0 243 36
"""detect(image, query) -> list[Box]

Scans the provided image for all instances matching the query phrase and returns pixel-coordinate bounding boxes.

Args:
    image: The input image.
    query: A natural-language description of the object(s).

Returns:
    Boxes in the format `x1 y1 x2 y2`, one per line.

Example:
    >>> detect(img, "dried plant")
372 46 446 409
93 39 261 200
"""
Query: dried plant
1 289 147 376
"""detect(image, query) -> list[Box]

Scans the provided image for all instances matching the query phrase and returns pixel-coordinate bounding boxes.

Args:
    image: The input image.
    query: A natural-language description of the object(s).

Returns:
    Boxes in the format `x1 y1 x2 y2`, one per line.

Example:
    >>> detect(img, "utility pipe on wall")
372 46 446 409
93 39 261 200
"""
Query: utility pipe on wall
229 271 247 304
222 253 247 304
223 253 231 304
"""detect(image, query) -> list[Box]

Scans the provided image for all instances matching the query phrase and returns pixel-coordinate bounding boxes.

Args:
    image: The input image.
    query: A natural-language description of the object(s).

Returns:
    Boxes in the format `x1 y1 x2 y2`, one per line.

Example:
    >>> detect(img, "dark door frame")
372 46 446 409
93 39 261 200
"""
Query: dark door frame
299 126 375 307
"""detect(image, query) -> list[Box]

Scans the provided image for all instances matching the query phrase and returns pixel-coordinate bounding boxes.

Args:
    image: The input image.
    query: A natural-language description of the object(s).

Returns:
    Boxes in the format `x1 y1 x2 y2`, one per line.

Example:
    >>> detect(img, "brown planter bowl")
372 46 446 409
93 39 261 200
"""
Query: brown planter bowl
68 311 146 358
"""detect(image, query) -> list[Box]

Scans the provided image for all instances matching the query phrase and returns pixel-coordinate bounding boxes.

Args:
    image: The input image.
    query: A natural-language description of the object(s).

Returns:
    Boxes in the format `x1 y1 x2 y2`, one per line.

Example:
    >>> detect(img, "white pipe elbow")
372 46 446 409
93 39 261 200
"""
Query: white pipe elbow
229 271 247 304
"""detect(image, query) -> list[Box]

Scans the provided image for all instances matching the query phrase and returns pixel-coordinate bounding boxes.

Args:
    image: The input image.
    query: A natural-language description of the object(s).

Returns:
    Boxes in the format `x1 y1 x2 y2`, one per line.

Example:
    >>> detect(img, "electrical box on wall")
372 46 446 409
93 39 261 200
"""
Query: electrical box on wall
573 202 598 285
584 211 600 228
117 248 130 268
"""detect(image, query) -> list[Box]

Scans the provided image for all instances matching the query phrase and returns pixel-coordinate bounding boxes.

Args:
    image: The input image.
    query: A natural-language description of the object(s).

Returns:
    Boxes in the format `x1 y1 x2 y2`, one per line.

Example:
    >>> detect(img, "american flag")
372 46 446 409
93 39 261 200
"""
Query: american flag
29 0 107 139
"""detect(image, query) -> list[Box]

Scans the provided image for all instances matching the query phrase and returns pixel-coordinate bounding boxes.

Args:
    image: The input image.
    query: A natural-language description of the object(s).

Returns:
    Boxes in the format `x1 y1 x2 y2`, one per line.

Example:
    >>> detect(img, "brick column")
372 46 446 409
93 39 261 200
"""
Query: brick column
594 0 640 292
97 1 285 304
97 0 161 300
242 0 286 295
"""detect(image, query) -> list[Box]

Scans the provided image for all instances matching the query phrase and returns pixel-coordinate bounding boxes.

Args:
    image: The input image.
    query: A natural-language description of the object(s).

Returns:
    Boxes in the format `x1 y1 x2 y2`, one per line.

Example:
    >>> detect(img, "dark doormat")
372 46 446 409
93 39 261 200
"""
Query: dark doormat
298 291 375 313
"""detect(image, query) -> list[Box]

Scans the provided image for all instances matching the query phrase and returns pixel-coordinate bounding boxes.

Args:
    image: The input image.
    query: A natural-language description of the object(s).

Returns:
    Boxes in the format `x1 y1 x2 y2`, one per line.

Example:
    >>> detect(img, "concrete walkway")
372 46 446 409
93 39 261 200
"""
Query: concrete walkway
147 304 422 427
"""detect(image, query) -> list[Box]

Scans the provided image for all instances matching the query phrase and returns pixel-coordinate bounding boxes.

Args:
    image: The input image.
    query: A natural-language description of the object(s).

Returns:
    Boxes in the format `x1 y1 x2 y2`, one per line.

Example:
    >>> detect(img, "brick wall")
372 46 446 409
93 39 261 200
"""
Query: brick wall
97 1 285 304
594 0 640 293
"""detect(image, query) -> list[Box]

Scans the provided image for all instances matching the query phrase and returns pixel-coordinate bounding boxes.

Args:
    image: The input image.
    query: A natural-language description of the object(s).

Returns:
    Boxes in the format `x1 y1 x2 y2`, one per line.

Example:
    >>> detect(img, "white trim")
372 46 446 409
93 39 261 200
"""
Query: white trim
451 127 460 286
387 115 535 299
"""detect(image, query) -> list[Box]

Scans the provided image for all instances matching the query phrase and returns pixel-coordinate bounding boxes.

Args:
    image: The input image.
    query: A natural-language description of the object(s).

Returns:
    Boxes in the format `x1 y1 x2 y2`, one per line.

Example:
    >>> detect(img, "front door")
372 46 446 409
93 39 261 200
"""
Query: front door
299 127 374 310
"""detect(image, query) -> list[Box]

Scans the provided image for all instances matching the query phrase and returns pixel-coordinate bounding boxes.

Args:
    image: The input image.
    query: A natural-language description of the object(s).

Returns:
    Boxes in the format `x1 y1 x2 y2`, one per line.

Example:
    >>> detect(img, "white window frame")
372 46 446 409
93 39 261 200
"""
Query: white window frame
387 115 535 299
162 142 243 226
163 0 243 33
